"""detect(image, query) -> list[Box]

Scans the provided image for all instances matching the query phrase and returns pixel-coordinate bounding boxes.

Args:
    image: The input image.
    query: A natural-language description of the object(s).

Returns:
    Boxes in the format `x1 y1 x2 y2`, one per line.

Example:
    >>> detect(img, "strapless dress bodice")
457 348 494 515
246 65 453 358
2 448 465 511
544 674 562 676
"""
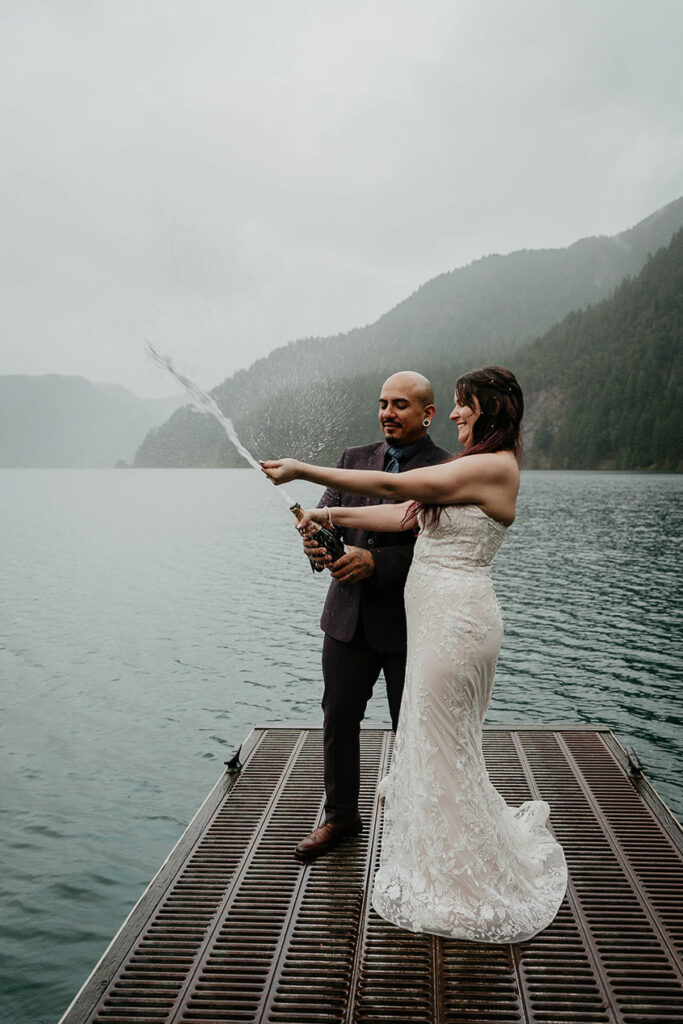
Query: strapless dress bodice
414 503 508 573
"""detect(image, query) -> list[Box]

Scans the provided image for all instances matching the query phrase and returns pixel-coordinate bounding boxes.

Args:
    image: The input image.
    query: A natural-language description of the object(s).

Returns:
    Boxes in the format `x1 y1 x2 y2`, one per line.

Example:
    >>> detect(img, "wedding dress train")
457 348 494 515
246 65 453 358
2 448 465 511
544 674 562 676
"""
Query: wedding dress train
372 505 568 943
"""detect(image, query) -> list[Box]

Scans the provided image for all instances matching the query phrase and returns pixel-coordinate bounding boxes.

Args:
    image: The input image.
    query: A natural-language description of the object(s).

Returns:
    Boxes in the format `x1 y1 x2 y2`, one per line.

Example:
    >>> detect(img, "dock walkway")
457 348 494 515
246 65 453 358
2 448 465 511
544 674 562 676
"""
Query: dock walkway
60 724 683 1023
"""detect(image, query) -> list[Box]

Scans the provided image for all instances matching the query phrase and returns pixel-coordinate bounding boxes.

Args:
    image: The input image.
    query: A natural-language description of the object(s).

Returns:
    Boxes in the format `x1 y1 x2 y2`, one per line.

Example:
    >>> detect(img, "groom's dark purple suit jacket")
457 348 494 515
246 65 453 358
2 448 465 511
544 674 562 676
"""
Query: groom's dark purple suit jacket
317 435 451 652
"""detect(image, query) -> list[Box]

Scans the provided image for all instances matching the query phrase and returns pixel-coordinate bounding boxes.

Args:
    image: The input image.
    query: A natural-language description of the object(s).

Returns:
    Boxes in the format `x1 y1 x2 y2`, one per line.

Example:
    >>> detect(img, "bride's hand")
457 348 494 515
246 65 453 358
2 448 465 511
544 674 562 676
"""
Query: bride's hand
296 507 329 532
259 458 301 485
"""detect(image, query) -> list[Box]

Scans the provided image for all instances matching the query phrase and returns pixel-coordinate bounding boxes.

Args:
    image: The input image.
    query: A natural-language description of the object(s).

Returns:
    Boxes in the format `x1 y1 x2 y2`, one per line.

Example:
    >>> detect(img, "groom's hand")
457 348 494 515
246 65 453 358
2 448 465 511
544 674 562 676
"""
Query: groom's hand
302 533 330 571
329 546 374 584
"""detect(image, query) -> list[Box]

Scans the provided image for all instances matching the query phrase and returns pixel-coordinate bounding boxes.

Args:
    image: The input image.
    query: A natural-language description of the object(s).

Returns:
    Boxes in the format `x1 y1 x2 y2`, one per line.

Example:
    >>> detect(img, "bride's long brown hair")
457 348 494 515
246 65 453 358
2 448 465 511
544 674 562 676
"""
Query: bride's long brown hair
407 366 523 527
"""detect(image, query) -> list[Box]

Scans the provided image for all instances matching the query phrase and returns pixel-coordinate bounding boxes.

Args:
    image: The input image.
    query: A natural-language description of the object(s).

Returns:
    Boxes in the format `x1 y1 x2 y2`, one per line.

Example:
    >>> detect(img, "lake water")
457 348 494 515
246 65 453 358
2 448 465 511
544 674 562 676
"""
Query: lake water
1 469 681 1024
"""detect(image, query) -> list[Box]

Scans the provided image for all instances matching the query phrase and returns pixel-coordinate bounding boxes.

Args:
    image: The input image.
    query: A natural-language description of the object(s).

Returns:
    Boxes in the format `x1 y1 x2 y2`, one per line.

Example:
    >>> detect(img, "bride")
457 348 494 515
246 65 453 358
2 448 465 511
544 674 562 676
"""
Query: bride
260 366 567 943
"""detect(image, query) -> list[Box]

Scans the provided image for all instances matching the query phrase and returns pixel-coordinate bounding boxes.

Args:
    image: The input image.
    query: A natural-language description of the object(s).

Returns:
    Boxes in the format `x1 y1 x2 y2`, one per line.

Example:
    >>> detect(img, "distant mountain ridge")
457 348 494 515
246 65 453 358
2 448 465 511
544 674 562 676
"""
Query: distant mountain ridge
134 195 683 470
0 375 185 467
516 226 683 470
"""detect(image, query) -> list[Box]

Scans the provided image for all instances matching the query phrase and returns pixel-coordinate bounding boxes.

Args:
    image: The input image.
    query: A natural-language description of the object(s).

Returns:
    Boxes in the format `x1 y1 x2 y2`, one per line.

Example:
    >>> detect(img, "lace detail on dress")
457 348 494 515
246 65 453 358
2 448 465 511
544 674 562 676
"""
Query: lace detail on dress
371 505 568 943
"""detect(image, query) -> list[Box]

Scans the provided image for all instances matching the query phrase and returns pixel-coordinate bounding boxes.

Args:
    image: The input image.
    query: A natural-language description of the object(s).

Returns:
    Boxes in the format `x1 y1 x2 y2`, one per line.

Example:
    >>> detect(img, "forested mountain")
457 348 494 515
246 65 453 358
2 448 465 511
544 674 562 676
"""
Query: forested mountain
0 376 184 467
134 197 683 470
517 227 683 470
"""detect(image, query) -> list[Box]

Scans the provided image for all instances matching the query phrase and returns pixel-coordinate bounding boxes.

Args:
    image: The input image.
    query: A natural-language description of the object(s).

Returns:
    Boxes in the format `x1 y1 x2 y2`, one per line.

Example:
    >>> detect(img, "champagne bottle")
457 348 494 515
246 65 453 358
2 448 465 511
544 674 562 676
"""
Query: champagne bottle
291 503 345 570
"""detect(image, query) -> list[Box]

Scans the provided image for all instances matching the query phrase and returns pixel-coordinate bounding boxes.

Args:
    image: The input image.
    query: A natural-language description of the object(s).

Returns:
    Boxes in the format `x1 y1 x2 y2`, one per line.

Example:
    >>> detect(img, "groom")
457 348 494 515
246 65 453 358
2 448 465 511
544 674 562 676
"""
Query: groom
296 371 451 860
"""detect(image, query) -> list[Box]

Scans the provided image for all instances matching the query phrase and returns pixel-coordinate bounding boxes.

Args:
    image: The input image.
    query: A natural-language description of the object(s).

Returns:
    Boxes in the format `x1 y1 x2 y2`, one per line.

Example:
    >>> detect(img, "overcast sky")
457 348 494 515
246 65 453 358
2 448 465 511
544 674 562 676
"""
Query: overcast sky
1 1 682 397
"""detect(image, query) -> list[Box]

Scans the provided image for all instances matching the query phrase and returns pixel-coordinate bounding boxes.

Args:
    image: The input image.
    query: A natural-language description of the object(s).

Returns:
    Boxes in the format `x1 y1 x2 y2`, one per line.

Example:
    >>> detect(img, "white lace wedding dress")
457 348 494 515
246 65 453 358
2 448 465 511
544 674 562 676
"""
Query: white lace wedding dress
372 504 568 943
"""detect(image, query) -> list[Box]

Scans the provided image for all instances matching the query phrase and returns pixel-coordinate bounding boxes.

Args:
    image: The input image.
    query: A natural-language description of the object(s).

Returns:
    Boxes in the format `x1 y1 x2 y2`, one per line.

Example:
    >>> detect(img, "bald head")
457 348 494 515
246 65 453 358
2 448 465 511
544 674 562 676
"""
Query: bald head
381 370 434 406
379 371 436 446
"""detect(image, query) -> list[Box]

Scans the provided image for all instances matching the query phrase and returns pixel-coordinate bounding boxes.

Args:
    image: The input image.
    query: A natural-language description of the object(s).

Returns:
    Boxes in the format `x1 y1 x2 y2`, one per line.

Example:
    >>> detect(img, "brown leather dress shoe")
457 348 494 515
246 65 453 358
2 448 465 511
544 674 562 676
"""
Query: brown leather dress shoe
294 813 363 861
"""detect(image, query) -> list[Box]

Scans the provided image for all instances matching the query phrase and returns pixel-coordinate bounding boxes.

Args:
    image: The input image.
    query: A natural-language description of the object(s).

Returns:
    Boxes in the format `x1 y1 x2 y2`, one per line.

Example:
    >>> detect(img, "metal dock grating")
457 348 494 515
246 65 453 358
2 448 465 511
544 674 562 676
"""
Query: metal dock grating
59 725 683 1024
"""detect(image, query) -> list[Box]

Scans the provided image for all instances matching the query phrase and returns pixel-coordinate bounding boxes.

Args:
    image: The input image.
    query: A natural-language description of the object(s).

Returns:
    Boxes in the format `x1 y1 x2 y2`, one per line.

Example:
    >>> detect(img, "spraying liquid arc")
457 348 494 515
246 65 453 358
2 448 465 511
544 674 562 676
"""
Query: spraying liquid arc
146 342 295 507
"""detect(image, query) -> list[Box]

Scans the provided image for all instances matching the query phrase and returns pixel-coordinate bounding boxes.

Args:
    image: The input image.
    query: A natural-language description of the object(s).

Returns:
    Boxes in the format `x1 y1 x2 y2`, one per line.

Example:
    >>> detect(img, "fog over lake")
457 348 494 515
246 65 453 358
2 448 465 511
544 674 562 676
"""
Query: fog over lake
2 2 682 396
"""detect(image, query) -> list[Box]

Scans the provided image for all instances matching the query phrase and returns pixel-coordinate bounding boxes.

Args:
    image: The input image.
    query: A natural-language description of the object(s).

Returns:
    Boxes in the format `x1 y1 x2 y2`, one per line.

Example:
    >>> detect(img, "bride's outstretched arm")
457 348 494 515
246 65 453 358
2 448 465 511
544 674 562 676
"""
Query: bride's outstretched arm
260 453 507 506
299 501 416 533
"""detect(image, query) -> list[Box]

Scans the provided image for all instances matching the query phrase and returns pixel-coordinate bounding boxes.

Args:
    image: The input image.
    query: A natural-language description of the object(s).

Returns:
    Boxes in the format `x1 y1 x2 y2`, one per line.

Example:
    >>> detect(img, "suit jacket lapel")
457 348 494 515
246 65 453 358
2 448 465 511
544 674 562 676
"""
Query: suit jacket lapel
362 436 446 479
402 435 443 470
368 441 389 471
372 436 438 506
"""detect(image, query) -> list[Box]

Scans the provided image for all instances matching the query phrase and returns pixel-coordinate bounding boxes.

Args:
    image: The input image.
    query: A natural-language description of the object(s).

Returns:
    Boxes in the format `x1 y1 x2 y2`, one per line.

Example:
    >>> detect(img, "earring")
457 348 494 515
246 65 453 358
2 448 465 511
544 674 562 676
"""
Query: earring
423 418 431 427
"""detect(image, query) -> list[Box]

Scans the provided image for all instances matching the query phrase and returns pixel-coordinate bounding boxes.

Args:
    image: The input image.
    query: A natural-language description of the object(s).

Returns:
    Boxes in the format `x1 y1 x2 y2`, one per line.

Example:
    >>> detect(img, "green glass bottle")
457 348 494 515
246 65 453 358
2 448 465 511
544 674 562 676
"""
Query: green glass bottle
290 503 345 570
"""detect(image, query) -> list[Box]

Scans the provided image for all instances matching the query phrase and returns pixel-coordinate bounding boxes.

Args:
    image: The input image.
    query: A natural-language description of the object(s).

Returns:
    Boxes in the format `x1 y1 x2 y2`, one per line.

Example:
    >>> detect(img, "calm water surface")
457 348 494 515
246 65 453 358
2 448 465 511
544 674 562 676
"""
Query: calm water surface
1 469 681 1024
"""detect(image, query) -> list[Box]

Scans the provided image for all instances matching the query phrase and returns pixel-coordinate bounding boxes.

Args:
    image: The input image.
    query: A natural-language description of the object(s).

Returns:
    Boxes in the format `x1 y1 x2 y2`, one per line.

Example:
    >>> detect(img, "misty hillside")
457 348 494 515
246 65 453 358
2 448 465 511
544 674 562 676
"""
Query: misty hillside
516 227 683 470
0 376 185 467
134 196 683 470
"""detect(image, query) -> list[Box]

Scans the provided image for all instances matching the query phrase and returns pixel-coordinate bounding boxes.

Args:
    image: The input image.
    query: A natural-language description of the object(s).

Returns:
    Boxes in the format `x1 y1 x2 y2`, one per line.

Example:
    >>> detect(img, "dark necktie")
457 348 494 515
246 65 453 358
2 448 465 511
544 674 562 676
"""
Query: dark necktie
384 445 405 474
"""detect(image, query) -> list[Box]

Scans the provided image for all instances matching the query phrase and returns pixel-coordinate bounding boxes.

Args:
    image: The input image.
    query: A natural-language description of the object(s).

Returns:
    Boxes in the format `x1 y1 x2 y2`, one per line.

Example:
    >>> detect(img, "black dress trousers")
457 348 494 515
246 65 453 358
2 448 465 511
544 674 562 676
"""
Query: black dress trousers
321 620 406 823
